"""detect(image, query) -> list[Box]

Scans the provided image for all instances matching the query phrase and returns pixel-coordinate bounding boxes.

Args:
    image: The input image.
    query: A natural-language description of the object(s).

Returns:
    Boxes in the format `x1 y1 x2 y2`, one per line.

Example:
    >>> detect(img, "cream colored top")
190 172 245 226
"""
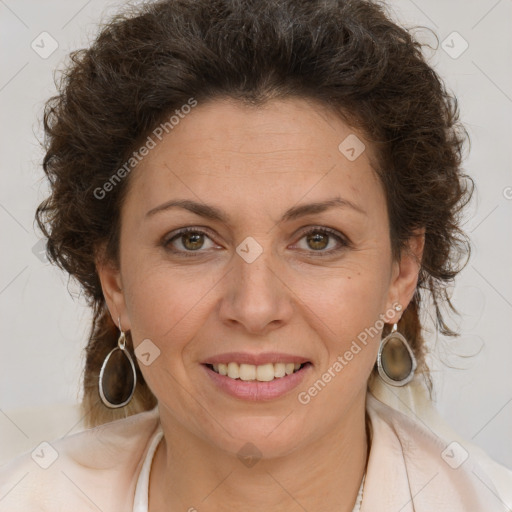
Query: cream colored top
1 392 511 511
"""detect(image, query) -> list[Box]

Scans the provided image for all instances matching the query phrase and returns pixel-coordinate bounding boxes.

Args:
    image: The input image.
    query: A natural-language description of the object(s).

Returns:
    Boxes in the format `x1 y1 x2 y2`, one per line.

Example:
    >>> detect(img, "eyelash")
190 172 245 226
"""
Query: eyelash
163 226 349 258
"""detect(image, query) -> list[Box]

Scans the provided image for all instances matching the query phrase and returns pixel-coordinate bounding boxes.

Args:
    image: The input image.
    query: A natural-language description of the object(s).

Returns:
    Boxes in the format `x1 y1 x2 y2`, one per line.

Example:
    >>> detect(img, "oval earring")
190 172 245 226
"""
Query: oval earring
98 319 137 408
377 305 417 386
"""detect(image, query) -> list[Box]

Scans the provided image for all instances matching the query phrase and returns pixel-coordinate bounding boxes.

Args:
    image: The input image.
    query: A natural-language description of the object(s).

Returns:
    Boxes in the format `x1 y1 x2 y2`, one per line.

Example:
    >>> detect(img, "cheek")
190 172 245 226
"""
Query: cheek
292 292 382 437
123 264 211 340
121 263 210 405
296 262 390 335
120 252 233 384
293 268 389 398
295 274 386 406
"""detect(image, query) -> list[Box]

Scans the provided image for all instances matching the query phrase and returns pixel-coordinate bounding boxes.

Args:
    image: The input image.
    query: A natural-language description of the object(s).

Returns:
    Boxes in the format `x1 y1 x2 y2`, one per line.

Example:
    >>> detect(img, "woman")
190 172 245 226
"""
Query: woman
0 0 510 510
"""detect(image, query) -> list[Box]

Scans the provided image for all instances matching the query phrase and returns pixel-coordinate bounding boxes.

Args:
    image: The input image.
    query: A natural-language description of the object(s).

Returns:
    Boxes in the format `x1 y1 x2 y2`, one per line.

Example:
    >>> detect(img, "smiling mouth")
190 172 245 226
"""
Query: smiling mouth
204 362 311 382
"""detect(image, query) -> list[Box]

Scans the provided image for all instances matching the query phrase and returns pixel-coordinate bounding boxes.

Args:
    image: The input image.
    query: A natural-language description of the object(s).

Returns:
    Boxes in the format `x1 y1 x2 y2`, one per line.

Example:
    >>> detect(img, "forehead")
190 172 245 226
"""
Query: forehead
124 97 385 222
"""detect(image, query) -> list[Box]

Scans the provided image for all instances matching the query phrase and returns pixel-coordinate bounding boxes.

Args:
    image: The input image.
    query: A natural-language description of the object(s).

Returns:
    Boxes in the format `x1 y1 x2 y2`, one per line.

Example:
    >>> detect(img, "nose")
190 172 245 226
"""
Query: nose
218 245 294 335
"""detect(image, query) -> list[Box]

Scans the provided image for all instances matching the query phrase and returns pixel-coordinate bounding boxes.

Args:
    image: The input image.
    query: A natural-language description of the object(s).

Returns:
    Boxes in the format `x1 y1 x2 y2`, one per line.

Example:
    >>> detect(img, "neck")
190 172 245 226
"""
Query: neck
149 394 368 512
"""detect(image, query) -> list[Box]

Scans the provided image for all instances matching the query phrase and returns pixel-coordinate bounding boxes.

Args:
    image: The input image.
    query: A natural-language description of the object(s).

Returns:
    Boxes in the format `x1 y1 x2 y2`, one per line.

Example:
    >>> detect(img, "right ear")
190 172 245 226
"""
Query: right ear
95 244 131 331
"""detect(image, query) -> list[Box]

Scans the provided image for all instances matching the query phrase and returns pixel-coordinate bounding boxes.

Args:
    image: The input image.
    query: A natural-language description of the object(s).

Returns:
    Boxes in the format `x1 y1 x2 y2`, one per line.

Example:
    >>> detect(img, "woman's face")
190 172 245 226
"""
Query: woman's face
98 97 423 457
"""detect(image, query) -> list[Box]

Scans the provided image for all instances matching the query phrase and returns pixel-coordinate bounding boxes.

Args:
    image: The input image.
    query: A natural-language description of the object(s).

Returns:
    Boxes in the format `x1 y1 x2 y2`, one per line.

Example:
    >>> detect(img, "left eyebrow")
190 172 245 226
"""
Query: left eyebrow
280 197 367 221
145 196 367 223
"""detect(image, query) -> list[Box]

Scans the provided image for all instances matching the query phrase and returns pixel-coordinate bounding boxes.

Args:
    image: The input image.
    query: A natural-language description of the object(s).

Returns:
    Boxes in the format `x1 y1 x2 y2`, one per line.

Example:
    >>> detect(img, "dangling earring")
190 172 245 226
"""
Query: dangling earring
377 303 417 386
98 318 137 408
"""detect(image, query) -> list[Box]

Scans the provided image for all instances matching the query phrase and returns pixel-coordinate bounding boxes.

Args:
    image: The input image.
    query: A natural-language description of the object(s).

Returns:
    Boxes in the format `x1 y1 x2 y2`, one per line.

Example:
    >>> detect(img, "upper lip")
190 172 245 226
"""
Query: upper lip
202 352 311 366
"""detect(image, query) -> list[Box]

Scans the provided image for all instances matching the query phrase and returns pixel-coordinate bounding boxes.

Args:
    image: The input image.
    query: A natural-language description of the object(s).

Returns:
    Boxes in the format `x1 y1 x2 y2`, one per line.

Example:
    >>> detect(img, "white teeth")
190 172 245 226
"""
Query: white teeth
210 362 305 381
256 363 275 382
239 364 256 381
274 363 286 378
227 362 239 379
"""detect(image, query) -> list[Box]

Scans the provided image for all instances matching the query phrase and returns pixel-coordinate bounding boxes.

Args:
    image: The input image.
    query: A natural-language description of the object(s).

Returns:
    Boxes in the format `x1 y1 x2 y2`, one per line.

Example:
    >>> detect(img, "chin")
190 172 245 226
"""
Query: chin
204 415 308 460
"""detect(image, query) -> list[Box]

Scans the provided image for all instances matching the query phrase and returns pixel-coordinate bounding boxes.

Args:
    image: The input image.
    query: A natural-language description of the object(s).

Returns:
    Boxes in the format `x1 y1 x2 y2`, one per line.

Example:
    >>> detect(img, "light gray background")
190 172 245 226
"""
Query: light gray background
0 0 511 468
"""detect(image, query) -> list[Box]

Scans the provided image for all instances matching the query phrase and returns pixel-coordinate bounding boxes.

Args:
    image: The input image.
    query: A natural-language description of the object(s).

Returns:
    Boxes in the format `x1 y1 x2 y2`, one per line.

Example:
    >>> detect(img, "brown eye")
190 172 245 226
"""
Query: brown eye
164 227 217 255
294 227 348 256
181 232 204 250
306 232 329 251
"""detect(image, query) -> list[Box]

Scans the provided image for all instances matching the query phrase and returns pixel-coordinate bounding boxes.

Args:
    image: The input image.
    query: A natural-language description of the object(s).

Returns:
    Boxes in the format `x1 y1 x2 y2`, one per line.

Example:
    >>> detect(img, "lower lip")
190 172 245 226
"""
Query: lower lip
202 363 312 401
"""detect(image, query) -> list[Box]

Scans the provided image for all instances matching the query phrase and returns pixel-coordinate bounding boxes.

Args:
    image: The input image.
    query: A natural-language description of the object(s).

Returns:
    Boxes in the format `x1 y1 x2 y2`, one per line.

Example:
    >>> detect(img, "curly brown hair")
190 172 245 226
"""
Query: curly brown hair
35 0 473 427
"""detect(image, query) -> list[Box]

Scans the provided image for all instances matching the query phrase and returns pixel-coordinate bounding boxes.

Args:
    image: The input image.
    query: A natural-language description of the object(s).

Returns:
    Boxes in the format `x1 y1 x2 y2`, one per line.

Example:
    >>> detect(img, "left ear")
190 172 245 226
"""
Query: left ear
386 227 425 321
